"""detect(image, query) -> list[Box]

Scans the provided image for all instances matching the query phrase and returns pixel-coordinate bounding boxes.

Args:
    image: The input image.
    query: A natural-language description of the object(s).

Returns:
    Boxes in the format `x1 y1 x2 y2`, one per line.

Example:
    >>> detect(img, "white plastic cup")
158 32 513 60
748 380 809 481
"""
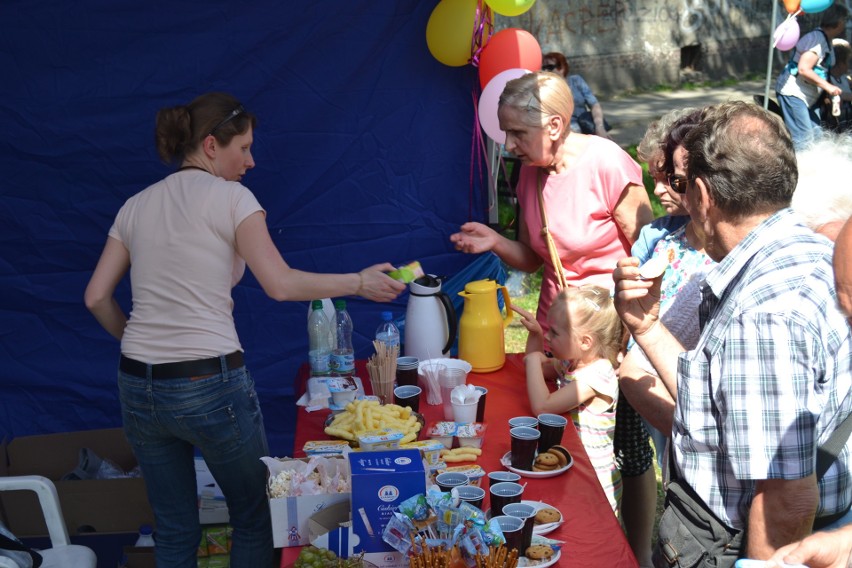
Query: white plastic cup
452 400 478 424
440 367 467 420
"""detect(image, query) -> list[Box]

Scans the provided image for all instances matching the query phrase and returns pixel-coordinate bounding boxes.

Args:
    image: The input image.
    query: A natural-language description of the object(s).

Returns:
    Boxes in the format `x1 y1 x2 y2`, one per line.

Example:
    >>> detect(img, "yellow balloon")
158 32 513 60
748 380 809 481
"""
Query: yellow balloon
485 0 536 17
426 0 479 67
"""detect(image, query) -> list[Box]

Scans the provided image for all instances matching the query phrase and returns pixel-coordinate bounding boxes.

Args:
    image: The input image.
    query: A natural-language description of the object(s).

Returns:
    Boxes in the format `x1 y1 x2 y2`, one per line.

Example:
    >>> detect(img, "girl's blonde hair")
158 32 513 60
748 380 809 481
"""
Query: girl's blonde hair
550 285 623 366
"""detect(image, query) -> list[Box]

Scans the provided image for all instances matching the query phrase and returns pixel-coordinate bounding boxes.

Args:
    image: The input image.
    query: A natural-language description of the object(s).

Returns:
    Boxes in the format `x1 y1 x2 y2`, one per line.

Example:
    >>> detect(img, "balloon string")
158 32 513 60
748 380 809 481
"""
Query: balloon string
469 0 493 67
470 88 490 222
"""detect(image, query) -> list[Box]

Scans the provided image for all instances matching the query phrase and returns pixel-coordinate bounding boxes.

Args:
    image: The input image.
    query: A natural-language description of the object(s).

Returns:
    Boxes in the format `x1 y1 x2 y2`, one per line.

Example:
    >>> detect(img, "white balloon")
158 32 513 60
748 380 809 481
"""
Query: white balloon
478 68 531 144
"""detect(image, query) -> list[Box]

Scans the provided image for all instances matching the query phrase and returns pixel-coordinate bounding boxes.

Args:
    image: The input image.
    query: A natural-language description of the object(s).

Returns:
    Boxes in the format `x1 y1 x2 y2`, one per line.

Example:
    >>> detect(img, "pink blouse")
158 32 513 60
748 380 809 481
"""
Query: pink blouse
516 136 643 333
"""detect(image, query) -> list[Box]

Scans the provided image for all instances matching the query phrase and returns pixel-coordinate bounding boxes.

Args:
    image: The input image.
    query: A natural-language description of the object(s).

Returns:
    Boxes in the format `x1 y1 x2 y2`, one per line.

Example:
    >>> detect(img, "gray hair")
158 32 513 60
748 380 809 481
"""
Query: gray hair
637 107 699 171
682 101 797 218
793 133 852 235
499 72 574 137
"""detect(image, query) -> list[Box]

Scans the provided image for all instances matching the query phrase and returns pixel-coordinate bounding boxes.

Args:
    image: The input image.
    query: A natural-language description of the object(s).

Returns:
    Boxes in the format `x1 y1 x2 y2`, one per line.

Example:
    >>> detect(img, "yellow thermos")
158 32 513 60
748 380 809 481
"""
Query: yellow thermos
458 279 513 373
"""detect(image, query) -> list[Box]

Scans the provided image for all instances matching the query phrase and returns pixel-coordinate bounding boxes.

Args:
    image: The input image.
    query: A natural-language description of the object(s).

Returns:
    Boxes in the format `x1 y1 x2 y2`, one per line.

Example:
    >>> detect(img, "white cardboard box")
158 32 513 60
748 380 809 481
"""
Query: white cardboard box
270 492 350 547
265 456 351 548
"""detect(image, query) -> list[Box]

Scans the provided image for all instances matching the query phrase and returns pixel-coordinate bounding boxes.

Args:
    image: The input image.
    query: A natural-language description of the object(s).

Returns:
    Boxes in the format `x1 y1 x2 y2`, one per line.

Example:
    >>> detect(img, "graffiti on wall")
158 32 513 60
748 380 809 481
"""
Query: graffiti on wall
515 0 769 53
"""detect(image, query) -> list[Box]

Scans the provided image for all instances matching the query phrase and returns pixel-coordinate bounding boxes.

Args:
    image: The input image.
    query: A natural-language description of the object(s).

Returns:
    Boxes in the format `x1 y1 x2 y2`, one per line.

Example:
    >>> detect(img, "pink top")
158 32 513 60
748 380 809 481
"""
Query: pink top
516 136 642 333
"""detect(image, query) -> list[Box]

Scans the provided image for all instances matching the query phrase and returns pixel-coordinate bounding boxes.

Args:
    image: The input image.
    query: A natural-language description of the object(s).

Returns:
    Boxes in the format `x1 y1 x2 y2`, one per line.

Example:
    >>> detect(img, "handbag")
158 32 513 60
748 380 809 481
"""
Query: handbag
537 171 568 291
655 412 852 567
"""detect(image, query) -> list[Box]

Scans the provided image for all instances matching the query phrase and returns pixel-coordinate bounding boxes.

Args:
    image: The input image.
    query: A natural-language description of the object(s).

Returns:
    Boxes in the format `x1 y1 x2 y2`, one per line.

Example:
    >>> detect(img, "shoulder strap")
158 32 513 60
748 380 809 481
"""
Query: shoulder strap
817 411 852 480
537 171 568 290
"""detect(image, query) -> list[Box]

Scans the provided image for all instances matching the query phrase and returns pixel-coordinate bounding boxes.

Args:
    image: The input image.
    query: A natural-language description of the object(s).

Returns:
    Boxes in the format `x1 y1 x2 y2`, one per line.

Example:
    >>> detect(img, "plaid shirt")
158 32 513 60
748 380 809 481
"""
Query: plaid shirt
672 208 852 530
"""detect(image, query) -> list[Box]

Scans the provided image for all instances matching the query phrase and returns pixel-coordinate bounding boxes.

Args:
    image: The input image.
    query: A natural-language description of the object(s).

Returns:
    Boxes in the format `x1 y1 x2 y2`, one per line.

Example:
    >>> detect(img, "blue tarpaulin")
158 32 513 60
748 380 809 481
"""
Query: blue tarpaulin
0 0 492 455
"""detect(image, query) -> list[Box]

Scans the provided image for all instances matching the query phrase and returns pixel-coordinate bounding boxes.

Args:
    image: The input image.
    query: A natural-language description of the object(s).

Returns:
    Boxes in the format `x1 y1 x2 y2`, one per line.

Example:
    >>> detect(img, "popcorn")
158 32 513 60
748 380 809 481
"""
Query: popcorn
262 455 350 498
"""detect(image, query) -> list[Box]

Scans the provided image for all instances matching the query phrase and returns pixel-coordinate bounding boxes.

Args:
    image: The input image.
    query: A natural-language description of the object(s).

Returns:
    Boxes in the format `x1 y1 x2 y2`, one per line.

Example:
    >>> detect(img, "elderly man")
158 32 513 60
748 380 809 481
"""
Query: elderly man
614 101 852 566
835 217 852 323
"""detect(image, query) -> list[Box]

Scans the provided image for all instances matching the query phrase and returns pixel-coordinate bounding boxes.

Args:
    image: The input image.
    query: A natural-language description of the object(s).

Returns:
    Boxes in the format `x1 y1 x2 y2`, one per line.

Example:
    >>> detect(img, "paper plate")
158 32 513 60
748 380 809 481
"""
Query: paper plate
324 411 425 447
522 500 564 536
500 451 573 478
518 548 561 567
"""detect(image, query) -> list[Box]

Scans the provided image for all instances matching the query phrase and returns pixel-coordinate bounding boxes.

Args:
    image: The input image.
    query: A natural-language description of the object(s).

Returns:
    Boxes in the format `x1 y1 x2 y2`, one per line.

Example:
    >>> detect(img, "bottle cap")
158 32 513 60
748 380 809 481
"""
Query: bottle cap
382 311 393 321
335 299 347 309
311 300 323 309
139 524 153 535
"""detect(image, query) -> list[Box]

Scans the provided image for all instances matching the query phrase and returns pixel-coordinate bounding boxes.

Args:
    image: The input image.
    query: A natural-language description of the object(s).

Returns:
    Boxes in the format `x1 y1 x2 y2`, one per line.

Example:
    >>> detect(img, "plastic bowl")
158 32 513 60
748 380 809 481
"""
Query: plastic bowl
418 358 472 377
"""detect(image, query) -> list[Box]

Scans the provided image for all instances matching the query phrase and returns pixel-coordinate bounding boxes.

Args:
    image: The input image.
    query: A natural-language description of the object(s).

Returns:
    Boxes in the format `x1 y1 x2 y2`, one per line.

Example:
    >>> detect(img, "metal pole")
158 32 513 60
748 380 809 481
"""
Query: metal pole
764 0 780 110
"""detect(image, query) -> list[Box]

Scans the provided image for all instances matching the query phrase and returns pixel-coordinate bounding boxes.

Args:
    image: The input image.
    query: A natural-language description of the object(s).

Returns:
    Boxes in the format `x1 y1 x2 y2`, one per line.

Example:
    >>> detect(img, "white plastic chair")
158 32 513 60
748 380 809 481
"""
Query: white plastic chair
0 475 97 568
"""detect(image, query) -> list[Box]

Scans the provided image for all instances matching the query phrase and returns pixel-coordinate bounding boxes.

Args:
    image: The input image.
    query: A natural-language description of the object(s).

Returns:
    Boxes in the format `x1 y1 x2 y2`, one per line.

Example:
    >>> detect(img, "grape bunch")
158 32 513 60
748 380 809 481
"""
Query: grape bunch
294 546 365 568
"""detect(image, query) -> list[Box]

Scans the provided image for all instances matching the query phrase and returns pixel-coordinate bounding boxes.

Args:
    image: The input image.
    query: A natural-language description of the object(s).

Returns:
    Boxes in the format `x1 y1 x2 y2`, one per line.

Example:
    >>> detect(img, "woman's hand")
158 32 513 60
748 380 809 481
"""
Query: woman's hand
356 263 406 302
450 222 499 254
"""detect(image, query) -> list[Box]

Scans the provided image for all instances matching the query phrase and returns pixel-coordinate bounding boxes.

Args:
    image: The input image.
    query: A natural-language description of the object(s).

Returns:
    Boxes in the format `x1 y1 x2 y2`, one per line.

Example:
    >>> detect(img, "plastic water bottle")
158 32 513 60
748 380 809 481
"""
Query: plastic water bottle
134 524 155 547
833 94 842 117
308 300 333 376
375 311 400 350
330 299 355 376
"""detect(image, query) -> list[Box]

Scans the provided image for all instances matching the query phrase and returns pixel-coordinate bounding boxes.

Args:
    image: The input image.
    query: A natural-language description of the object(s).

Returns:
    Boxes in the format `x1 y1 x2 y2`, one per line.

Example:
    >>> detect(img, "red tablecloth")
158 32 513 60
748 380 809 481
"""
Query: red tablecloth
280 354 638 567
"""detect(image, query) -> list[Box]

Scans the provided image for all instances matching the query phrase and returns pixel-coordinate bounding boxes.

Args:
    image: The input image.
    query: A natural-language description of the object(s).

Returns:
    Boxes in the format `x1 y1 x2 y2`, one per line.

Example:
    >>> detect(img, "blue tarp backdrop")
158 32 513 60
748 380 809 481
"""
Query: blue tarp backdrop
0 1 491 455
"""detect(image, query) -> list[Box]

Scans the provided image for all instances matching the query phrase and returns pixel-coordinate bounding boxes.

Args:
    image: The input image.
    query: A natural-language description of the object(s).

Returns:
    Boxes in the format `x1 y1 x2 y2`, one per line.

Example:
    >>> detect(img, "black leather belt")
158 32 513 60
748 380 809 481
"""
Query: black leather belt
119 351 244 380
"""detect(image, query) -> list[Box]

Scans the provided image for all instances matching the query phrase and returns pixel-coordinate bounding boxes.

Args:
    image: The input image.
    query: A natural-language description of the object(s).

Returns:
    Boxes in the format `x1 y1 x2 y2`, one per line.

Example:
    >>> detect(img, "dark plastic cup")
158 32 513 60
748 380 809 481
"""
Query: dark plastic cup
474 386 488 422
396 356 419 387
537 413 567 454
489 481 523 517
455 485 486 510
492 515 524 553
393 385 421 412
503 502 536 553
486 471 521 491
435 472 469 492
510 426 540 471
508 416 538 429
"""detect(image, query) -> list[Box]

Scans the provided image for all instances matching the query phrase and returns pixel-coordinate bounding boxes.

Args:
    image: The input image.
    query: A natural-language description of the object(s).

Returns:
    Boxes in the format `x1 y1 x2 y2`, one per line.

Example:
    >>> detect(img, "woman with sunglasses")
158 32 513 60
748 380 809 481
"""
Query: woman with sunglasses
451 71 652 347
542 51 612 139
84 92 404 567
616 107 715 567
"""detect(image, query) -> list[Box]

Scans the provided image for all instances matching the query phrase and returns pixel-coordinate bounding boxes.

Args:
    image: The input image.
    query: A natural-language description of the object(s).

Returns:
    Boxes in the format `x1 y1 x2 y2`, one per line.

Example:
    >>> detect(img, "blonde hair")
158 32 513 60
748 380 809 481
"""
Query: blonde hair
550 286 623 366
498 72 574 138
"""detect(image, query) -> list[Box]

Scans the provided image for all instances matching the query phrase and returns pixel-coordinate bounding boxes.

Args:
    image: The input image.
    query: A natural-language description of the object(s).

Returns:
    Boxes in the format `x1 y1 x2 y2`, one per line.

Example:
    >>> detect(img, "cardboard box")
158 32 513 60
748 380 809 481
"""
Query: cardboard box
0 428 154 537
308 500 358 557
196 457 229 525
348 449 425 568
266 456 351 548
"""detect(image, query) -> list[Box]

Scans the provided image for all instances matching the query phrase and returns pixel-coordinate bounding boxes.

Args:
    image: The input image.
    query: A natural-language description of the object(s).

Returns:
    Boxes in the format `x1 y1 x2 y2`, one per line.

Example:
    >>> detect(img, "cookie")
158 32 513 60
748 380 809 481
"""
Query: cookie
532 463 557 472
534 507 561 525
546 447 568 468
525 544 554 560
549 445 571 466
534 452 559 468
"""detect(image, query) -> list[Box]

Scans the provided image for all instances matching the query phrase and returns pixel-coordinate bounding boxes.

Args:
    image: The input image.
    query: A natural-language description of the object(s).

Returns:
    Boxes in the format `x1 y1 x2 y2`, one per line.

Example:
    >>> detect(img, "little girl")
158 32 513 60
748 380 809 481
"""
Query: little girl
512 285 623 513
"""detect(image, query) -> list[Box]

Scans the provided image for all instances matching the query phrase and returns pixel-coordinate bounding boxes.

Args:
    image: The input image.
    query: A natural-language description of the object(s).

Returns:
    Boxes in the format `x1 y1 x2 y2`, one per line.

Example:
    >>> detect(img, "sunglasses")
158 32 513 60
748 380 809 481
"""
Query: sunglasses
209 105 246 137
667 174 693 194
542 64 557 72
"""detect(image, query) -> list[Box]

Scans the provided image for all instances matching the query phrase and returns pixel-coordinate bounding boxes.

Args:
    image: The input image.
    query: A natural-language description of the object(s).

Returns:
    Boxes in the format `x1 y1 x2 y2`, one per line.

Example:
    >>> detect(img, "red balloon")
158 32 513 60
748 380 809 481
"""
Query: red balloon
478 28 542 89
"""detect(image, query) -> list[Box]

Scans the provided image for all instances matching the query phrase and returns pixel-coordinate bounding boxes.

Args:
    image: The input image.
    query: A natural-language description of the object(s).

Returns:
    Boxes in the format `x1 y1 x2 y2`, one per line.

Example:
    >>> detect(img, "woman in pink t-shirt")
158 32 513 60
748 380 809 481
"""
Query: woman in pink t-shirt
451 72 652 345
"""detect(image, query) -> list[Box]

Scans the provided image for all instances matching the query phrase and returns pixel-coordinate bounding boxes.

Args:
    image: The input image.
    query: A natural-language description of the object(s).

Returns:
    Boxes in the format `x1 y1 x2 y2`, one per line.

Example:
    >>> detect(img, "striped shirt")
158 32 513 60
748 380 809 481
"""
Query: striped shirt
672 208 852 530
561 358 622 512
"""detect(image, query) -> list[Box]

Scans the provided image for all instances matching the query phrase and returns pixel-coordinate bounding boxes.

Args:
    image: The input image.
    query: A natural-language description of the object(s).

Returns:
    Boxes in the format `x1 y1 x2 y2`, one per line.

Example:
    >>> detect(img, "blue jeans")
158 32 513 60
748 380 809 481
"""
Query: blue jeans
777 93 821 149
119 361 273 568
